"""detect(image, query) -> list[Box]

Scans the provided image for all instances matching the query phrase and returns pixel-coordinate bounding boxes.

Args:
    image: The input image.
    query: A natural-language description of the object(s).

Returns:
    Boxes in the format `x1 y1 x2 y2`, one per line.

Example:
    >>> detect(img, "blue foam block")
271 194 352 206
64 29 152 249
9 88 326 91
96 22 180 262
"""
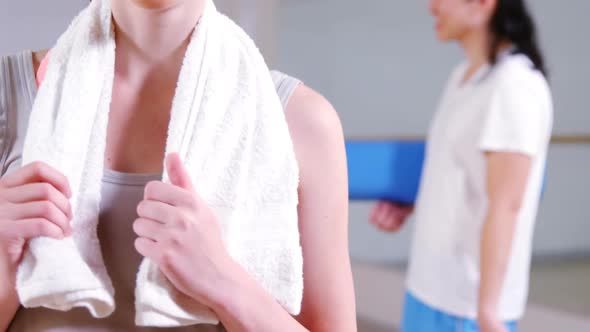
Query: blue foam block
346 141 425 204
346 140 548 203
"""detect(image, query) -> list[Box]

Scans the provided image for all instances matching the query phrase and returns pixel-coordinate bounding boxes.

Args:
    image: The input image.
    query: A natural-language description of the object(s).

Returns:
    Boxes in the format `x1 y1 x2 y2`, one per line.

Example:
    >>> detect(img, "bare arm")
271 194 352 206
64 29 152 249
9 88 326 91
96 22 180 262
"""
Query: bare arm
478 151 532 330
211 85 356 331
0 49 47 331
287 85 356 330
0 49 54 330
0 262 19 331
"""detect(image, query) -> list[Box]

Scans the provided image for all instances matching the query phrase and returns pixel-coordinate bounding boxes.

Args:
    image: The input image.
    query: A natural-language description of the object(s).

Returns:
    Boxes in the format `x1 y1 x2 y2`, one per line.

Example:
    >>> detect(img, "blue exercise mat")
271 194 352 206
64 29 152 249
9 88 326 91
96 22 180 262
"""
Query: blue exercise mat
346 140 547 204
346 140 425 204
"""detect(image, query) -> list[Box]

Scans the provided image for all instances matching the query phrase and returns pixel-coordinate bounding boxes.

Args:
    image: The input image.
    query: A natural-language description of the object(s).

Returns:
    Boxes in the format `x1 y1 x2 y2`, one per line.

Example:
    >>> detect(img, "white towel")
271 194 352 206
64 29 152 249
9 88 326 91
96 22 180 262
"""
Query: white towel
17 0 303 327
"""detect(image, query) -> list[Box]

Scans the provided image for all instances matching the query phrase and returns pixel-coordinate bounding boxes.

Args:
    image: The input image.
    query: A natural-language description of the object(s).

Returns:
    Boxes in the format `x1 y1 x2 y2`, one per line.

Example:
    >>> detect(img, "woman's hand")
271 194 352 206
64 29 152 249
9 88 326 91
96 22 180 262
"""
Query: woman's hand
133 153 237 309
478 311 510 332
0 162 72 269
369 201 413 233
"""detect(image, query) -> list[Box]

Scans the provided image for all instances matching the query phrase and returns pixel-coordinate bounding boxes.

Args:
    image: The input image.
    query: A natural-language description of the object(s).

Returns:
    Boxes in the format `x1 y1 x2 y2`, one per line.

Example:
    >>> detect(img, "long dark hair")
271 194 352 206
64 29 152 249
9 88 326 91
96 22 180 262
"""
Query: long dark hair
489 0 547 77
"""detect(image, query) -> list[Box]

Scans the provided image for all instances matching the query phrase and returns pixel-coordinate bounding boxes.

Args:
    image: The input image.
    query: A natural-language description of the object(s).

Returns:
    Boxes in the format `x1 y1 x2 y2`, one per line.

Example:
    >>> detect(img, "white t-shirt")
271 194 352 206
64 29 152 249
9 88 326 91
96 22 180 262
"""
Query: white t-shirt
406 52 553 321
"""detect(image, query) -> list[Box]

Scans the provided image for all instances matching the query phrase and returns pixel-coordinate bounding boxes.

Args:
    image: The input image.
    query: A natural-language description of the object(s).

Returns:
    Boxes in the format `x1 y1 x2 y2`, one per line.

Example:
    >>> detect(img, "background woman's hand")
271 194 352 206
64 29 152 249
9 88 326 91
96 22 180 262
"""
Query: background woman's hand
369 201 414 233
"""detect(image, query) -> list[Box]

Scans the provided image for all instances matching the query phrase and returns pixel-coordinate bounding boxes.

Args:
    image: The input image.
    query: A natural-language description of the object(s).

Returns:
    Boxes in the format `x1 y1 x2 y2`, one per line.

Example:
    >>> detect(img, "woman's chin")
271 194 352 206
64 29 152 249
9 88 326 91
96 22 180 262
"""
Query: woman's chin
436 31 453 43
128 0 180 10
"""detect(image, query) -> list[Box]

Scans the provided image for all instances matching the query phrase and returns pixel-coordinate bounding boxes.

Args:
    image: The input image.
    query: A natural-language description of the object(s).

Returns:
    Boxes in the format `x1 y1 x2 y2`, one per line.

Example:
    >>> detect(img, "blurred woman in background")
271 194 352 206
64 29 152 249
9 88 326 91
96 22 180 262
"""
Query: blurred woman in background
370 0 553 331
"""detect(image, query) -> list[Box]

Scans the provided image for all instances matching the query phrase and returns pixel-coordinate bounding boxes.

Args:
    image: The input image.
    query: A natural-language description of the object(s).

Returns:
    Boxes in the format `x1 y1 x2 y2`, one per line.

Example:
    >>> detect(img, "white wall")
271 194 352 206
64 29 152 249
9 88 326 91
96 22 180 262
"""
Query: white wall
275 0 590 262
275 0 590 135
215 0 279 64
0 0 87 54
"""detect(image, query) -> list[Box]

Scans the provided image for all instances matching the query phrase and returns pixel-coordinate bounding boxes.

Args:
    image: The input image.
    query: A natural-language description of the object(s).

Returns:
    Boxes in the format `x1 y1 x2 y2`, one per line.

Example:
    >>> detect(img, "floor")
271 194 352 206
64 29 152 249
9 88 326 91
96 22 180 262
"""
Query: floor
528 257 590 317
358 318 394 332
354 258 590 332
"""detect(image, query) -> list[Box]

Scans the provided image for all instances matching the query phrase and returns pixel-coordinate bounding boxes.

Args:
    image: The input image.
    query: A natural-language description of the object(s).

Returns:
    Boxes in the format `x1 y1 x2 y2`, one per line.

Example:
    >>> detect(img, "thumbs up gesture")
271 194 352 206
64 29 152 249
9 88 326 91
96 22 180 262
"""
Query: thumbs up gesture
133 153 237 309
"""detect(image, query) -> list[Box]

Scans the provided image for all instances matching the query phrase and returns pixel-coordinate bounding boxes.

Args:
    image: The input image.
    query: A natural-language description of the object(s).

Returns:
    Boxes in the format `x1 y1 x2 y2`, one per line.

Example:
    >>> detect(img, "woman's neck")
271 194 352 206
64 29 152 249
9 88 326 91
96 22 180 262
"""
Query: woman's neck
459 28 512 83
459 28 492 83
111 0 206 81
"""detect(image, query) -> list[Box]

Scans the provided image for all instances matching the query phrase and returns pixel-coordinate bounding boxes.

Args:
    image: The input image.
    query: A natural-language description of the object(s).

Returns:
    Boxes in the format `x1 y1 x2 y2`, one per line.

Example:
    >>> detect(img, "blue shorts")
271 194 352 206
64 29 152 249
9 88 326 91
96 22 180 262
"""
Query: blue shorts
401 291 518 332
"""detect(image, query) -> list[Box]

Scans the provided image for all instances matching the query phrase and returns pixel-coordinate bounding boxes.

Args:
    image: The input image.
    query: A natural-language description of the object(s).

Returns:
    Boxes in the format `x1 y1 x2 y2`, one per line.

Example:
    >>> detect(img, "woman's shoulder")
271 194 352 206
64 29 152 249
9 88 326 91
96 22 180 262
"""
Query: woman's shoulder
490 53 552 106
0 49 46 175
283 83 344 164
0 49 48 76
0 49 41 109
494 53 548 88
269 71 343 147
32 49 50 78
0 49 46 91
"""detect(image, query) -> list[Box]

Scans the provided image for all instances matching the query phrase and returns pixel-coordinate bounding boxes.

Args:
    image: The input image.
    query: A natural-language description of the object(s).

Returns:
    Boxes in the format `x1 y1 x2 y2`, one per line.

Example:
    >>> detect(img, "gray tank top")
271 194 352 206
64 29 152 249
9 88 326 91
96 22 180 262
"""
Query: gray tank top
1 50 302 332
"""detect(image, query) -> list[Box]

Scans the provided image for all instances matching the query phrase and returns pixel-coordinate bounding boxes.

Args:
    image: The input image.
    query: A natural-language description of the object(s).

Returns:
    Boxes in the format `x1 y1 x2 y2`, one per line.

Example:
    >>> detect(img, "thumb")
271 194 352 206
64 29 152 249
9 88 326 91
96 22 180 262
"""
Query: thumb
166 153 194 191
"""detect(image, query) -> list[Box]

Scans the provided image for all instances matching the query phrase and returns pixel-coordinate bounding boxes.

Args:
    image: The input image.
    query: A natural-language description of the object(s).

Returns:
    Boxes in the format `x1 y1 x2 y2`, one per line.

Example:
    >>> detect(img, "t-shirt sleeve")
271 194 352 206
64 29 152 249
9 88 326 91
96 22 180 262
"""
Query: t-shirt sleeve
478 69 550 156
